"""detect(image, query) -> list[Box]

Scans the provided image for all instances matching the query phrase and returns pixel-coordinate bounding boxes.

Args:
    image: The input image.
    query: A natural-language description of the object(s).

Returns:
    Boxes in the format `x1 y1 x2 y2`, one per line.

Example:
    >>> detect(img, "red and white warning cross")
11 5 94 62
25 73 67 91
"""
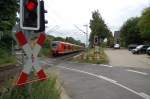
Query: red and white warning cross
15 31 47 86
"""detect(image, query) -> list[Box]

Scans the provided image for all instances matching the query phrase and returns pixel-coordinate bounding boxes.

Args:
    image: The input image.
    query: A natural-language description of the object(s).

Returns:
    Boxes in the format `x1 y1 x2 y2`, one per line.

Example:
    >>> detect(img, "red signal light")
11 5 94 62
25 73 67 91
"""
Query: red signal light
26 0 37 11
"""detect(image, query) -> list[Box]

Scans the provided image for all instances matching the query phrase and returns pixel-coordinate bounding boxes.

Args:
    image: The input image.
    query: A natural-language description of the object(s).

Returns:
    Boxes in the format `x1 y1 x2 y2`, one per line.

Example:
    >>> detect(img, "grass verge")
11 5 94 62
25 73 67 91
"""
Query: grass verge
74 48 109 64
39 48 52 58
0 48 17 67
3 76 61 99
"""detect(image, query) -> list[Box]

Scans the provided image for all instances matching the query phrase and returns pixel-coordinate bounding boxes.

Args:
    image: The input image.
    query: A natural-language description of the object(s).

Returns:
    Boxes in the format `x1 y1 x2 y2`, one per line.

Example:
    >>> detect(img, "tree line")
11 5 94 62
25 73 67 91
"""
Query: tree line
46 35 85 47
120 7 150 47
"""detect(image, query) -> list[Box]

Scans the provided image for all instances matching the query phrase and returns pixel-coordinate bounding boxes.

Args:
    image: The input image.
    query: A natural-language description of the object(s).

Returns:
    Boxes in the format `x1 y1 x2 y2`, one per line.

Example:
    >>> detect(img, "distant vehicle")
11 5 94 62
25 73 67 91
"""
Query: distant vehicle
146 47 150 55
128 44 138 51
131 45 150 54
51 41 84 56
114 44 120 49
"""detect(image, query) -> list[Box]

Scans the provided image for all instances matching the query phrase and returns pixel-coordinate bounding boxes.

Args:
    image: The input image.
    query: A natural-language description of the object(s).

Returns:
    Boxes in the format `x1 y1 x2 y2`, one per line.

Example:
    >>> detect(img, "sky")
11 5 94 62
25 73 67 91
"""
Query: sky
44 0 150 43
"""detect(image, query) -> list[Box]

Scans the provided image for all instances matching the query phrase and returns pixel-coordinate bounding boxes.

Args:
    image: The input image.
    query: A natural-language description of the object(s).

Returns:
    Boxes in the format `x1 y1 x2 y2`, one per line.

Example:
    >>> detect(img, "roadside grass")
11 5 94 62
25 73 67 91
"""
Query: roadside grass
3 75 61 99
0 48 17 67
74 48 109 64
39 47 53 58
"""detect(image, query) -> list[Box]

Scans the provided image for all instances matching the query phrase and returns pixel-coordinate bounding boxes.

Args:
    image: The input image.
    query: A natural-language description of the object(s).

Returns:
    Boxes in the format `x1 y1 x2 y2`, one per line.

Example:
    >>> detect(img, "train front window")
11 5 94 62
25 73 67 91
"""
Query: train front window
52 43 58 48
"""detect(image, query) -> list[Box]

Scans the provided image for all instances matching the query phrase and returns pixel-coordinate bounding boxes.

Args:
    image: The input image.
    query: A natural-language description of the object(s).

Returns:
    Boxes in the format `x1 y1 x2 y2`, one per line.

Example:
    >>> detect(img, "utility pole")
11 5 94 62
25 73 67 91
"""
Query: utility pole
83 24 88 48
74 24 88 48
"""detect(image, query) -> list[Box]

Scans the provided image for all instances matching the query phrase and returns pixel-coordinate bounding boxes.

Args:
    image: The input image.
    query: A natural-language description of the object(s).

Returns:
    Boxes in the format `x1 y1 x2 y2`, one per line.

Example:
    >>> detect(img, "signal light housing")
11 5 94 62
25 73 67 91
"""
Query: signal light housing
20 0 40 30
35 0 47 32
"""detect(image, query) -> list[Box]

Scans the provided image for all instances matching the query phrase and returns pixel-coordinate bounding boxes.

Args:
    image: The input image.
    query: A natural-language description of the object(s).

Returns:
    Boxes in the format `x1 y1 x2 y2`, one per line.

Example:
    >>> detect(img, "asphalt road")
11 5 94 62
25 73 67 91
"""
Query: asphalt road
105 49 150 68
40 58 150 99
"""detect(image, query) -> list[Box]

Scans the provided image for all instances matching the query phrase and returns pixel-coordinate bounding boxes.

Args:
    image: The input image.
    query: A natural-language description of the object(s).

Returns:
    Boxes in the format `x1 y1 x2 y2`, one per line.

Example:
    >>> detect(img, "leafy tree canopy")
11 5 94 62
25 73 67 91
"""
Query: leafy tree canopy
138 7 150 42
120 17 143 46
0 0 18 50
0 0 18 32
89 10 110 47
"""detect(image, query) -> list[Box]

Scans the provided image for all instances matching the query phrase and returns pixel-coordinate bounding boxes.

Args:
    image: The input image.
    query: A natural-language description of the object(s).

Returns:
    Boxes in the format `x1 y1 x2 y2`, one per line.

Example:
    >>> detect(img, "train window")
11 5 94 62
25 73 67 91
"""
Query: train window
52 43 58 48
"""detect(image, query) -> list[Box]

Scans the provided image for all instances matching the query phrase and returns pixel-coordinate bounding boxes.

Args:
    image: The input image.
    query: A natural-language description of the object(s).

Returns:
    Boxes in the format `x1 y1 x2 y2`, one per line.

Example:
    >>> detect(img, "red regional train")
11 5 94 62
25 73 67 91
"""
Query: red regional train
51 41 84 56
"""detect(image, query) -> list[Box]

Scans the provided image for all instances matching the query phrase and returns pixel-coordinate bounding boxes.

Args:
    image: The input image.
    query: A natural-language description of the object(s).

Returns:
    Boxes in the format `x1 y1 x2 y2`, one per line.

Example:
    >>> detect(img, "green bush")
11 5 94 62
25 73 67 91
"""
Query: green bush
4 77 60 99
0 48 16 65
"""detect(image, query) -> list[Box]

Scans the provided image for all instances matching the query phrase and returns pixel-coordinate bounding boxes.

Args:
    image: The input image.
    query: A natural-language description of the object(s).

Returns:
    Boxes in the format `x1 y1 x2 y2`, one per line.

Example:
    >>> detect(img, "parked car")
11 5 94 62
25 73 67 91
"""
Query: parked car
146 47 150 55
114 44 120 49
131 45 150 54
128 44 138 51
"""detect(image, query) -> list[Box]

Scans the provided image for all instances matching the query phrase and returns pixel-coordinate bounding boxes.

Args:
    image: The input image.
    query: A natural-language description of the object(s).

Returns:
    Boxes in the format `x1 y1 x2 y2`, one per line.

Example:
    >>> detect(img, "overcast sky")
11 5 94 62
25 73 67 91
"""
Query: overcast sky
44 0 150 43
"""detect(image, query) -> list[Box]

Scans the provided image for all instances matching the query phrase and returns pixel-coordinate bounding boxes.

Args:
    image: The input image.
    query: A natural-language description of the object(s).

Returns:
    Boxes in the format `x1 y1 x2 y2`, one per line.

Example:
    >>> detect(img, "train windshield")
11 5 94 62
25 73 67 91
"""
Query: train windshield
51 42 59 48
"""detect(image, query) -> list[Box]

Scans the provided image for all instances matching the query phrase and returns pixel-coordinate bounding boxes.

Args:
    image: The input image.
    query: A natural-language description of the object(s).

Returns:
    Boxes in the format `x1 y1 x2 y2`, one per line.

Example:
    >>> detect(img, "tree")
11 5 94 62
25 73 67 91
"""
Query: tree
107 32 114 47
89 10 109 47
53 37 65 41
65 37 84 46
120 17 143 46
138 7 150 42
0 0 18 52
0 0 18 32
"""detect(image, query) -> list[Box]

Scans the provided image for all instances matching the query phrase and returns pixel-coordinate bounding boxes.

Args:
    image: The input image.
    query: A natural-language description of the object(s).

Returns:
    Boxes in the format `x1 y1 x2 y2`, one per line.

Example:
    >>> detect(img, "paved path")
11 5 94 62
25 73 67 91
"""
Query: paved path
105 49 150 68
40 59 150 99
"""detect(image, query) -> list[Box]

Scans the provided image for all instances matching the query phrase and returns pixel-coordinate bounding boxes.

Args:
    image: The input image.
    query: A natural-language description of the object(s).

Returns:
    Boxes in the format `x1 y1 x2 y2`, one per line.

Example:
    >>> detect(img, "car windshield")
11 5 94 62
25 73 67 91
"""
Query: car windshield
136 45 143 49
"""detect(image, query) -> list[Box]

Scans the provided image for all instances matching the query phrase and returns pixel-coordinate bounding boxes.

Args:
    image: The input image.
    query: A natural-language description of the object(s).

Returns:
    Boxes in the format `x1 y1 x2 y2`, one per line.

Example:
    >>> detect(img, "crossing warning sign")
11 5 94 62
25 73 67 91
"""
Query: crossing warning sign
15 31 47 86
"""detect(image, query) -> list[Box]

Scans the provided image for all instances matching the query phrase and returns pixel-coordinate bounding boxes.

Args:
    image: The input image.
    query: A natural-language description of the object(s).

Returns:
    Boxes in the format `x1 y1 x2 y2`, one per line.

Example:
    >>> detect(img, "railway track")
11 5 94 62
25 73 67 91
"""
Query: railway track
0 51 82 83
0 49 24 83
43 51 84 68
0 64 21 83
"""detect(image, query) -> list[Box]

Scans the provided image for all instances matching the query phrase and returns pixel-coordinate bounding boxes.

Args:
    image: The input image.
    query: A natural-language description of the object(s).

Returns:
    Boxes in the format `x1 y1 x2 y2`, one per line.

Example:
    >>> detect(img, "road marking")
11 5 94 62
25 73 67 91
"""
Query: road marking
40 61 52 66
92 64 112 67
126 69 148 76
58 66 117 83
58 66 150 99
101 64 113 67
139 92 150 99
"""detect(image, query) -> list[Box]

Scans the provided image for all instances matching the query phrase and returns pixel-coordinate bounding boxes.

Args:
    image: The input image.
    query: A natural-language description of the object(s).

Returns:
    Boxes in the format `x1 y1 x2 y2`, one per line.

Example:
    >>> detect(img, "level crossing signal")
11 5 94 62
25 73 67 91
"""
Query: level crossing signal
20 0 40 30
94 36 98 45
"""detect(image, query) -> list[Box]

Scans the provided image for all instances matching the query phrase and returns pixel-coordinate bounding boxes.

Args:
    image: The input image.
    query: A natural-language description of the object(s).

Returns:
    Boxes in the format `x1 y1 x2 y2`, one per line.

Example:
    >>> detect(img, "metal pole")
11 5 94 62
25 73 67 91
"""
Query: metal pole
83 24 88 48
83 25 88 61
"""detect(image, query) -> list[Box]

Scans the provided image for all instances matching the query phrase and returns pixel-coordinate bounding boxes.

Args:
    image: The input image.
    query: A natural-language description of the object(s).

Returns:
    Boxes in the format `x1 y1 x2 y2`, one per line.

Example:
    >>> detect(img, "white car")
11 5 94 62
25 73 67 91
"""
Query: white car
114 44 120 49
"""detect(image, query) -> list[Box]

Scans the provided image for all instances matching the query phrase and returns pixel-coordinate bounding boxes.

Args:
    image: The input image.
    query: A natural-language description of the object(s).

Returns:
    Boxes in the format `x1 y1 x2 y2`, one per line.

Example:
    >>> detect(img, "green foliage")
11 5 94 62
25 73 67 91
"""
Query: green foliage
107 32 114 47
0 32 16 50
65 37 84 46
75 48 109 64
89 10 110 47
0 48 16 65
4 77 60 99
120 17 143 46
0 0 18 32
39 37 52 57
0 0 18 52
53 37 65 42
138 7 150 41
